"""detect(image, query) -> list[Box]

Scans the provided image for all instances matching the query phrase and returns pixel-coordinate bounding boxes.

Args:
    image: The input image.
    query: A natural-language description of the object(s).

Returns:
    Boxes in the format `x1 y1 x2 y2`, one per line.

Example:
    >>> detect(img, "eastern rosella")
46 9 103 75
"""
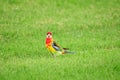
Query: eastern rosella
45 32 74 56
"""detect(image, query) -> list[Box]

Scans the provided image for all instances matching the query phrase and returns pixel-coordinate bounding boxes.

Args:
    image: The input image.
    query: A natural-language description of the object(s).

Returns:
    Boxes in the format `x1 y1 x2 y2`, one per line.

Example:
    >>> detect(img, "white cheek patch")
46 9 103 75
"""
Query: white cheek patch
46 34 52 38
50 35 52 38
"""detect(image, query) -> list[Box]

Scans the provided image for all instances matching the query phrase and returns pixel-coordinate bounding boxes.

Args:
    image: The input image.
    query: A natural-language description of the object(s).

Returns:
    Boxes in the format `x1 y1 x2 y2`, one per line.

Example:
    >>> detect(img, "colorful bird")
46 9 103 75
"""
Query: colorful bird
45 32 74 56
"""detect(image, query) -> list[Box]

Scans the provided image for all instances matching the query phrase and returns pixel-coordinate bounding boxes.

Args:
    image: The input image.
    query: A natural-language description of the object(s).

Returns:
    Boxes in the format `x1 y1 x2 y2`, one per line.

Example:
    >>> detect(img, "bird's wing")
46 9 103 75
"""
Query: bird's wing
52 41 62 51
53 41 61 48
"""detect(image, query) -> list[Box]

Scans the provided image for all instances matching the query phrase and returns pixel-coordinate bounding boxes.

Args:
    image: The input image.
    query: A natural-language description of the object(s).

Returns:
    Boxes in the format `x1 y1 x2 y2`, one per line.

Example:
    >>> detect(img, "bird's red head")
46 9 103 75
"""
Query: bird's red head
46 32 52 38
47 32 52 35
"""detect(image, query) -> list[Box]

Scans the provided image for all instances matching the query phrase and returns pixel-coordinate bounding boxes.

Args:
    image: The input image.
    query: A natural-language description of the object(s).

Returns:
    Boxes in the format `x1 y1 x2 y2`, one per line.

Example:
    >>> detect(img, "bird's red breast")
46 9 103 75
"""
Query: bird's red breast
46 38 53 47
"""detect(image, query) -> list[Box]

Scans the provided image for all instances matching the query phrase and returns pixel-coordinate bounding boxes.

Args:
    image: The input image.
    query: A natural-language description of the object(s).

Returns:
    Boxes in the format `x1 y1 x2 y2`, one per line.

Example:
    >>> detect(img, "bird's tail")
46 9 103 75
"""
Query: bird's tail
62 48 75 54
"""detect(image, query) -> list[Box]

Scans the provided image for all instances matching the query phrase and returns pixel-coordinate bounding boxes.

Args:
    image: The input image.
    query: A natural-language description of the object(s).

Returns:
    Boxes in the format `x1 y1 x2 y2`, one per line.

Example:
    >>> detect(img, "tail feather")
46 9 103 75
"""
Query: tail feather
62 48 75 54
64 50 75 54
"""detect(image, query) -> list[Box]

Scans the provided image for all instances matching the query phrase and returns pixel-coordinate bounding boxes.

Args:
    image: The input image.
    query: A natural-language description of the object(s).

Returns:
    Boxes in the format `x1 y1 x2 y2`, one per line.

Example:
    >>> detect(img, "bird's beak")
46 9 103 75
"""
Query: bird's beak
48 35 50 38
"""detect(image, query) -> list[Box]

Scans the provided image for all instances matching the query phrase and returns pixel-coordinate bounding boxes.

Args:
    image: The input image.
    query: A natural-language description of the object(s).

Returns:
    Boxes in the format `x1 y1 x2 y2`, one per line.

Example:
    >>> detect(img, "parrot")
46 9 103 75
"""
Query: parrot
45 32 74 56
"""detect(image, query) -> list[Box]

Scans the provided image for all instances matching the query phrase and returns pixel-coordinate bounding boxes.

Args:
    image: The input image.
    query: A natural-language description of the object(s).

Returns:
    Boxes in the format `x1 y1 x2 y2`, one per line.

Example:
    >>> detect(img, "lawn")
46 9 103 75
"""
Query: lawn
0 0 120 80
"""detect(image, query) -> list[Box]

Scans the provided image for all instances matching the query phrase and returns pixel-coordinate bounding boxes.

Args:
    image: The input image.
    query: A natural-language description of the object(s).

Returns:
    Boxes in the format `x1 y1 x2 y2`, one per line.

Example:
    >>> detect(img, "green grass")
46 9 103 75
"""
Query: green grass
0 0 120 80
